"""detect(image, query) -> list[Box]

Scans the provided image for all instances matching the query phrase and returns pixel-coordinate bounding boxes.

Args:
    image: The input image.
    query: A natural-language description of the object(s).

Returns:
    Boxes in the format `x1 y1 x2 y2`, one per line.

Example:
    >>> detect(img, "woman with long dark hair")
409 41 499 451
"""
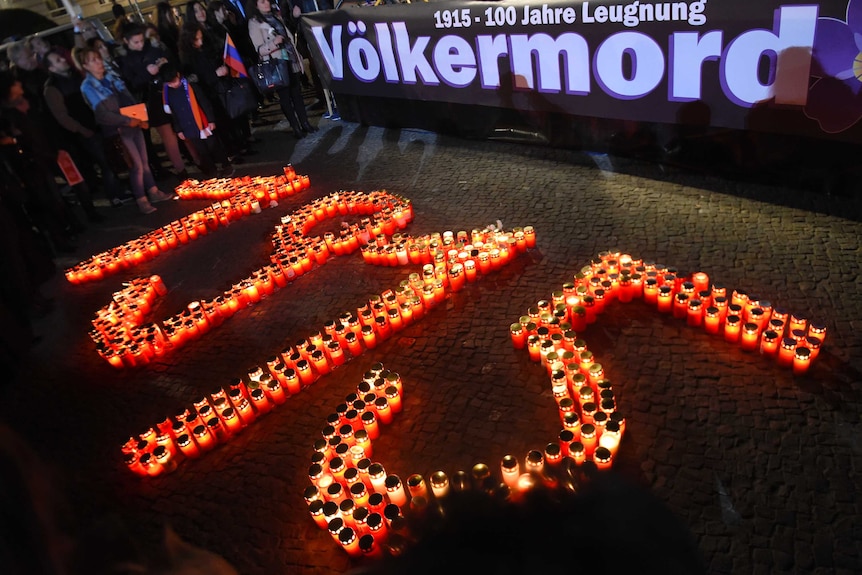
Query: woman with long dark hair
246 0 316 138
186 0 221 59
178 22 252 159
156 1 181 63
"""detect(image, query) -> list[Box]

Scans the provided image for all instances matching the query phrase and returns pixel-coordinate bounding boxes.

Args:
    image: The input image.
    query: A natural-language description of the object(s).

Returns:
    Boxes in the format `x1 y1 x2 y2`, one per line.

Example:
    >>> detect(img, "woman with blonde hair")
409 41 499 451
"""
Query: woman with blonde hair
77 47 173 214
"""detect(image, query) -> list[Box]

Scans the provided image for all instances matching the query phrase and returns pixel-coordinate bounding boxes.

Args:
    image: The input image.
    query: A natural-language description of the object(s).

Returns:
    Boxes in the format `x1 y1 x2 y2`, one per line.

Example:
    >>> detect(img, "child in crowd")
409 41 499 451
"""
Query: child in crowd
160 64 234 179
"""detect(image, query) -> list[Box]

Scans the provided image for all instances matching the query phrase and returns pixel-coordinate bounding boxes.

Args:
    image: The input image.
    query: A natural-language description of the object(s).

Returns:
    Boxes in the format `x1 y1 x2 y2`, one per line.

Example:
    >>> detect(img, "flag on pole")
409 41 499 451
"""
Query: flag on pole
224 33 248 78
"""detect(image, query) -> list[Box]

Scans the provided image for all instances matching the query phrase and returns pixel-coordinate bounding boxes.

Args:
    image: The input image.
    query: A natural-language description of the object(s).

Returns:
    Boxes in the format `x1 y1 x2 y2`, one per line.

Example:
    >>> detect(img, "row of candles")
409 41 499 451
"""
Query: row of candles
305 363 407 558
304 364 622 559
300 250 822 558
65 167 310 284
91 189 536 368
511 251 825 376
121 222 535 474
91 189 415 368
511 280 627 471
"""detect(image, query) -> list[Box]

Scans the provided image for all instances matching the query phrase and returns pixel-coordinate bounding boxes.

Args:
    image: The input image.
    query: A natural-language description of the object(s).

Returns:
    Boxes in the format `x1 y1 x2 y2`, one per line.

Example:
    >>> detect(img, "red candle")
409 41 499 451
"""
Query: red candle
249 388 273 415
448 263 466 292
594 446 613 471
804 336 822 360
384 385 402 413
740 322 760 352
704 306 720 334
360 411 379 440
569 441 586 465
686 299 703 326
233 395 256 425
510 323 526 349
691 271 709 293
759 329 780 356
261 375 287 405
724 314 741 343
777 337 797 367
361 325 377 349
807 321 827 347
374 397 393 425
793 346 811 375
309 500 328 529
296 359 315 387
192 424 216 452
464 259 477 282
221 407 243 435
643 278 659 305
345 332 363 357
672 293 689 319
580 423 597 457
657 286 673 313
523 225 536 248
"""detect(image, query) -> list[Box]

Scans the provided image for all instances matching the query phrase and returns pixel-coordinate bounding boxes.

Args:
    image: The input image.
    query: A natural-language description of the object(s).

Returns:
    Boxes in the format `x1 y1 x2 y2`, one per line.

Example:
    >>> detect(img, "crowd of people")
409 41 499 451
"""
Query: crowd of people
0 0 334 374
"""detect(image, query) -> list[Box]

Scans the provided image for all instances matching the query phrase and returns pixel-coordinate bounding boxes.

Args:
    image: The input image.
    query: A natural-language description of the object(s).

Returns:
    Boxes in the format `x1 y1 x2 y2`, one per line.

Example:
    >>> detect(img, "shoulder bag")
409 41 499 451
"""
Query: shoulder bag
250 56 290 95
219 77 259 119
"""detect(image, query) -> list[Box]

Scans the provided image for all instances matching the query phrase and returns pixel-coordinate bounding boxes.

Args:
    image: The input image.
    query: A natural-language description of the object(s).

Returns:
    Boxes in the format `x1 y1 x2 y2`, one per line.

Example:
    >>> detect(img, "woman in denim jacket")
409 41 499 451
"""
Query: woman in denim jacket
77 47 174 214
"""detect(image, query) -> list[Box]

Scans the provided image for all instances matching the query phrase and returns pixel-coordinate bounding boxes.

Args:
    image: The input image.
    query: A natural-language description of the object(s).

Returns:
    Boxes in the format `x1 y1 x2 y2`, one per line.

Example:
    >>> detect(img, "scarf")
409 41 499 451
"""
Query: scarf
163 78 212 139
81 70 132 111
261 12 303 73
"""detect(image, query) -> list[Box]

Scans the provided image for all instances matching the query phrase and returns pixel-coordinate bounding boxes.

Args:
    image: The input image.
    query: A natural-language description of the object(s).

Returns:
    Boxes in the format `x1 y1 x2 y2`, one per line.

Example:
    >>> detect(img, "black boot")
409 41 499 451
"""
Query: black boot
291 122 306 139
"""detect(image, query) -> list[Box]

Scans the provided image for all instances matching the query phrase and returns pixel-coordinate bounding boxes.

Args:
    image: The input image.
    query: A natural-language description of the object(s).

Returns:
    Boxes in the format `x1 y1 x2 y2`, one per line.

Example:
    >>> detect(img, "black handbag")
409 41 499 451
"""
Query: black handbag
250 57 290 95
219 77 258 119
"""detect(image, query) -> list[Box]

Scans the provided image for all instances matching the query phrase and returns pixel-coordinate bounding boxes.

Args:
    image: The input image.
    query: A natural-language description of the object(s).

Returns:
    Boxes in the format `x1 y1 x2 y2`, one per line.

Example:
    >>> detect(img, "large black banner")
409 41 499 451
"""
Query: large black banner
301 0 862 141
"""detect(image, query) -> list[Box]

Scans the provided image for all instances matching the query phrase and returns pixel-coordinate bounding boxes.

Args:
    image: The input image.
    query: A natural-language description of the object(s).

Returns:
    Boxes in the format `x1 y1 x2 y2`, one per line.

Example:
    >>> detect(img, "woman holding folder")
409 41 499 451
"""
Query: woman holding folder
76 47 174 214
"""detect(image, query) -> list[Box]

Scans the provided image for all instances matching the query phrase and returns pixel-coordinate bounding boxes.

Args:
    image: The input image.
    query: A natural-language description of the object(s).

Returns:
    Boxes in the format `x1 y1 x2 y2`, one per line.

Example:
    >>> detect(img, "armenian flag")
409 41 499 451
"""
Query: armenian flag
223 33 248 78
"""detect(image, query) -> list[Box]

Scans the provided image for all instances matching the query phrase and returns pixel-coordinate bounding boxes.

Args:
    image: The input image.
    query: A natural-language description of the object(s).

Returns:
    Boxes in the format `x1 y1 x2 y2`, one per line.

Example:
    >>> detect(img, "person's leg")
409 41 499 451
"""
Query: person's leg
71 181 104 223
235 114 252 142
277 86 303 137
187 138 216 177
155 123 188 174
205 135 233 177
64 147 104 222
288 72 315 132
120 130 157 214
142 126 166 178
80 135 126 202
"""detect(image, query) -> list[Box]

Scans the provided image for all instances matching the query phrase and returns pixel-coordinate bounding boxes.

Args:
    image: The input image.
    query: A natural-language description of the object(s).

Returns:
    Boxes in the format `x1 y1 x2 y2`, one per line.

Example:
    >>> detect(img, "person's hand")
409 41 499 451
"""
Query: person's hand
140 121 149 130
292 5 301 18
129 118 142 128
216 65 228 77
208 122 215 131
272 34 284 46
177 132 185 140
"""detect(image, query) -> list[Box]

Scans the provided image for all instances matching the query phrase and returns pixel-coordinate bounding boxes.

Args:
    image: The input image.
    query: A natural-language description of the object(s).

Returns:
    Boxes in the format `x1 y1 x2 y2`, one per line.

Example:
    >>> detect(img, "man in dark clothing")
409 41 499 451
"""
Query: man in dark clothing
43 48 128 212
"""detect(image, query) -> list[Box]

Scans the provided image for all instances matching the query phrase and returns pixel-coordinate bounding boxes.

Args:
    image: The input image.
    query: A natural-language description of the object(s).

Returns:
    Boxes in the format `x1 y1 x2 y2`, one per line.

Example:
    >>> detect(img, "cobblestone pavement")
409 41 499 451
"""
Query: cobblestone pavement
2 103 861 575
